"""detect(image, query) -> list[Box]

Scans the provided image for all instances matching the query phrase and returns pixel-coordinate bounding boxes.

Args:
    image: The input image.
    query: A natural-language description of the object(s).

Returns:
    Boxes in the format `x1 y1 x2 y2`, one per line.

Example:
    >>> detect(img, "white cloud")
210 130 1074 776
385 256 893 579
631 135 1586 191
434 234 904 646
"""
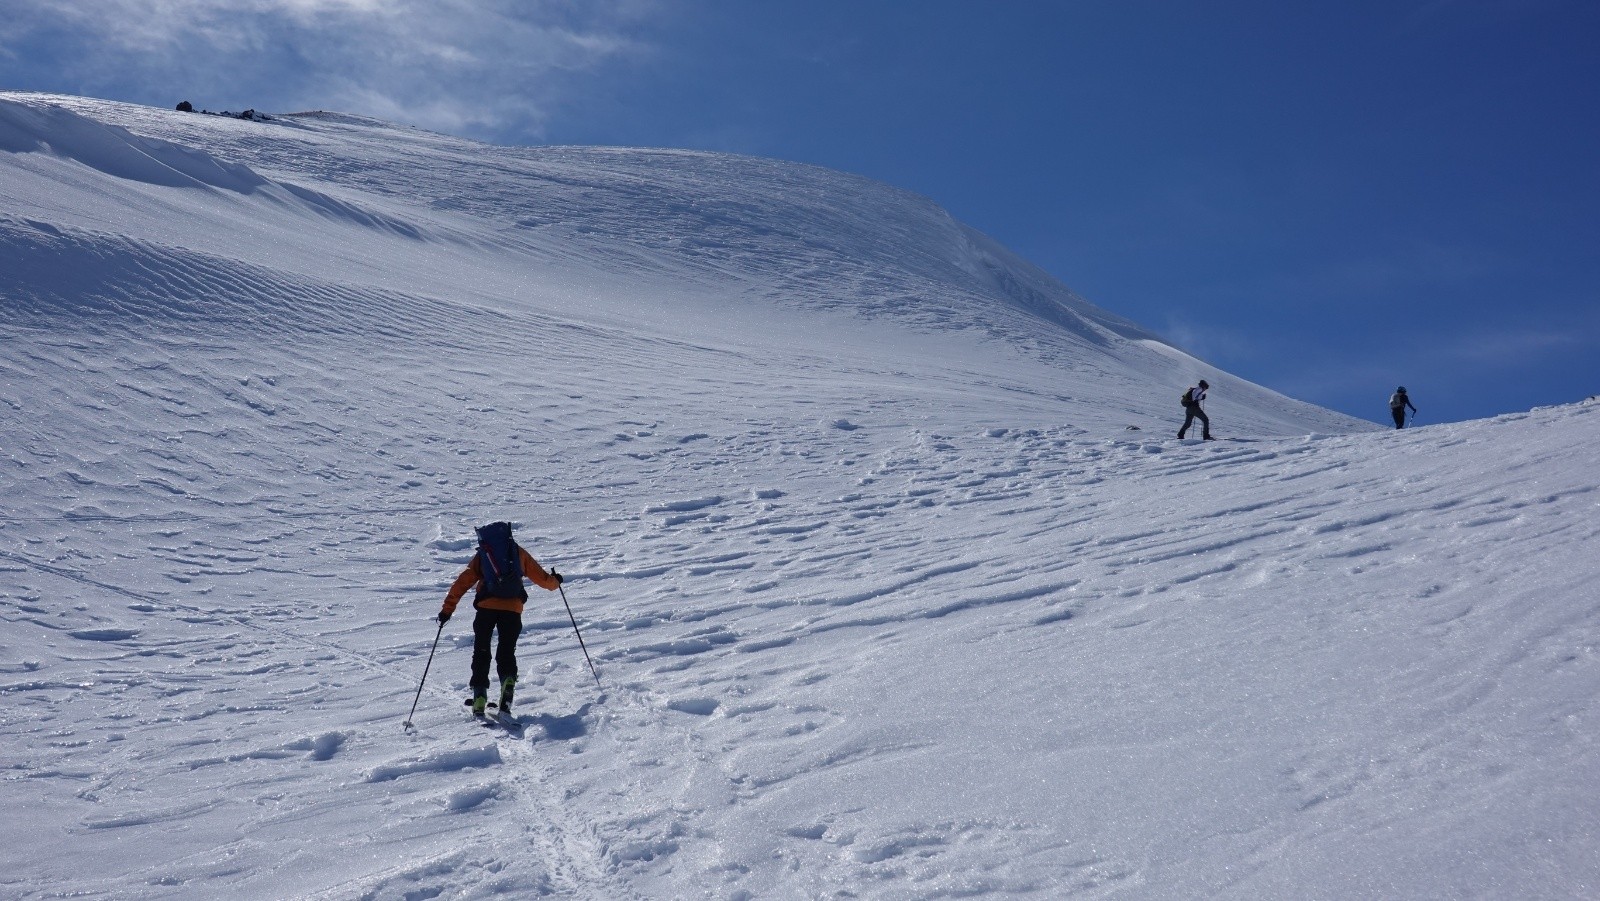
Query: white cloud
2 0 663 141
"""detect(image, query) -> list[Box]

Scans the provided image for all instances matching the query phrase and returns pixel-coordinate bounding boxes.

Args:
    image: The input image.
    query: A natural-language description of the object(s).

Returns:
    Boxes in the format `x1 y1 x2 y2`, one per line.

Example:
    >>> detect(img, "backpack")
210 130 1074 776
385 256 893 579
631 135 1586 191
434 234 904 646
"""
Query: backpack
1181 387 1195 407
474 521 528 601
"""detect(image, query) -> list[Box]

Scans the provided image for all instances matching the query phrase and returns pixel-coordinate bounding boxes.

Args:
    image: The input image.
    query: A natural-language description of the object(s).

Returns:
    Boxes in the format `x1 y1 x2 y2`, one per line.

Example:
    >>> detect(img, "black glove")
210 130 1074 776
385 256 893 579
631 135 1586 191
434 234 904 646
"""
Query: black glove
551 571 564 586
437 610 451 625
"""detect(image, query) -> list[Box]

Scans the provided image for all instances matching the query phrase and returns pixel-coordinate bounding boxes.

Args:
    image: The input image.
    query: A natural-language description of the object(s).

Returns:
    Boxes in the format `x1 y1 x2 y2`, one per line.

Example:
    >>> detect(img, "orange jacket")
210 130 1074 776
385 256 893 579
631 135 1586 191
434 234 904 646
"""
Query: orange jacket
441 547 560 616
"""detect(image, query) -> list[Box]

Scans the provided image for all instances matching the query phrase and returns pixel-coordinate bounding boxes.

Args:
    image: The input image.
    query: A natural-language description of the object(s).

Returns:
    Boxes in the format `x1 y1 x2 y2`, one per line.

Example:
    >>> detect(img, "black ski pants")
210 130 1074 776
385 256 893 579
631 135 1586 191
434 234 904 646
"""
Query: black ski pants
1391 406 1406 428
1178 403 1211 439
470 608 522 692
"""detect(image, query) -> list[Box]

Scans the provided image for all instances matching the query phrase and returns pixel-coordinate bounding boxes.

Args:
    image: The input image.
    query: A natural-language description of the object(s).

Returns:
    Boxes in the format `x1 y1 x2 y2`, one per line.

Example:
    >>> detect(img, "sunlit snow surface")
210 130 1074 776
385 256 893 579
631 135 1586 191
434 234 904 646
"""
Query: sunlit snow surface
3 93 1598 899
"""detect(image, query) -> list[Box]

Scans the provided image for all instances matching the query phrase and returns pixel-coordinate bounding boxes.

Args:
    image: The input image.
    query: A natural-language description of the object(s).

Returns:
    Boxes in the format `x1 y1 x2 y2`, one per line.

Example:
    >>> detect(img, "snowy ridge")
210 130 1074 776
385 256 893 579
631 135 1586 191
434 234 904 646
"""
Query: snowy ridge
4 93 1599 899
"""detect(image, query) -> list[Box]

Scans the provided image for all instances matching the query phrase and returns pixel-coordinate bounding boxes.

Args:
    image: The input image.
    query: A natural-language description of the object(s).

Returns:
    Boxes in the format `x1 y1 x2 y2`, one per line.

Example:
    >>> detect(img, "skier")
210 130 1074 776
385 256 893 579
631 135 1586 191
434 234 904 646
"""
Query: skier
1389 387 1417 429
437 522 563 715
1178 379 1214 441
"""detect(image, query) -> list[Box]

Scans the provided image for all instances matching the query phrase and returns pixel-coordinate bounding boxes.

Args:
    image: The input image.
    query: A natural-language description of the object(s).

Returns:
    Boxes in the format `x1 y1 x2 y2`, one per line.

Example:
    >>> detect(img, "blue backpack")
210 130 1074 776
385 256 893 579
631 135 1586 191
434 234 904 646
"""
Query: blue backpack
474 521 528 601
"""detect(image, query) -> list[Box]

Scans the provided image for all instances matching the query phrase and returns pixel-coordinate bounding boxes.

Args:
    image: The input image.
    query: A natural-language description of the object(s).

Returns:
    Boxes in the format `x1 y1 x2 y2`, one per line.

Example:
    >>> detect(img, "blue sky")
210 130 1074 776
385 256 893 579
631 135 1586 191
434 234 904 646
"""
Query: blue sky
4 0 1596 425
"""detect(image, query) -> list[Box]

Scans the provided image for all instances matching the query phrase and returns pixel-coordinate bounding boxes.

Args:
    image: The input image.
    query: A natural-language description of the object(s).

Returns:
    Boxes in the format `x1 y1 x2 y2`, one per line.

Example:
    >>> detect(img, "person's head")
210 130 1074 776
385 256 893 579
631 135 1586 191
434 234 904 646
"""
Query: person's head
1397 386 1406 394
1198 380 1209 389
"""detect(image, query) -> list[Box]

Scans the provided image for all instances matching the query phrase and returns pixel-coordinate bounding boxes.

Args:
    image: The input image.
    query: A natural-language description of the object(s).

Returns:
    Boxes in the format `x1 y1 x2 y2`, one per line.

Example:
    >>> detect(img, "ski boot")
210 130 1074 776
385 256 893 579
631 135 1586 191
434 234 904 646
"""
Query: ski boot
498 677 516 714
471 691 489 717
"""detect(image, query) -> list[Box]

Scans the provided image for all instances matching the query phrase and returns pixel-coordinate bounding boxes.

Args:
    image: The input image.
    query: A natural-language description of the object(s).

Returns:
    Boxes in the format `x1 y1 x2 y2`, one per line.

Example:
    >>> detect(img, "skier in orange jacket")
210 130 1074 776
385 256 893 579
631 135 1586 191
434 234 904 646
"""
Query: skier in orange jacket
437 521 562 715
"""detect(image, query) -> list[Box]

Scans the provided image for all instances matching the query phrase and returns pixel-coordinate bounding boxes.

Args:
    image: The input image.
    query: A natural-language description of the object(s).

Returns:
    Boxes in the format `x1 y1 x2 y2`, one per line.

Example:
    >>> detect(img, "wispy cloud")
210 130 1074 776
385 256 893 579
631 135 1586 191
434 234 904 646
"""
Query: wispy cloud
2 0 662 141
1429 321 1594 367
1157 315 1256 368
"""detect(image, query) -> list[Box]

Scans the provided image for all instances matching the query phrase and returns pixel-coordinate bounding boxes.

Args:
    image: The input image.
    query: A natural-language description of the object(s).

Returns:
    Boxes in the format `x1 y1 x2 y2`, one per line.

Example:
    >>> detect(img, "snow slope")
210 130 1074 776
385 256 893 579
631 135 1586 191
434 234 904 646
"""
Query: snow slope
3 93 1598 899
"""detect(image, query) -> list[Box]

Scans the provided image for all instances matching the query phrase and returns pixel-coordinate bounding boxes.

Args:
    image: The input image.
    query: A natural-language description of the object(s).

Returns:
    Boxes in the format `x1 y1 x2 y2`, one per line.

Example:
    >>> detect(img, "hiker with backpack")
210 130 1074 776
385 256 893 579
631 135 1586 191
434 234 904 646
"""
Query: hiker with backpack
1389 387 1417 429
437 521 563 716
1178 379 1214 441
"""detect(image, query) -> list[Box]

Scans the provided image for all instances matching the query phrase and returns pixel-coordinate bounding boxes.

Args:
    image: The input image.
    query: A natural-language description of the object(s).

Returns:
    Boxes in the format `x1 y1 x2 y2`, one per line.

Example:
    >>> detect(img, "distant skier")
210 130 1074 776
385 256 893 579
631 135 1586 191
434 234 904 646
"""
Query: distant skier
1389 386 1417 429
437 522 563 715
1178 379 1214 441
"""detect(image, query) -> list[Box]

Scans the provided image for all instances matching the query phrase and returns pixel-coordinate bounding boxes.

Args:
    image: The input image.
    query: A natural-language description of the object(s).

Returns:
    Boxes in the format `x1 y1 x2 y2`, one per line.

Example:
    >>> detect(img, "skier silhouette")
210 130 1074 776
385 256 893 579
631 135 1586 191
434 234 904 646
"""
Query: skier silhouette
1389 387 1417 429
1178 380 1214 441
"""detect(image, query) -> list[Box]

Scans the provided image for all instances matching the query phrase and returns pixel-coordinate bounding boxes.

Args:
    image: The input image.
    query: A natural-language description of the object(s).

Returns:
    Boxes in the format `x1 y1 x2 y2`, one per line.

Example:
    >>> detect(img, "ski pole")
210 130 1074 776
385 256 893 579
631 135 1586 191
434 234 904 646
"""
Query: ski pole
403 620 445 732
558 582 602 688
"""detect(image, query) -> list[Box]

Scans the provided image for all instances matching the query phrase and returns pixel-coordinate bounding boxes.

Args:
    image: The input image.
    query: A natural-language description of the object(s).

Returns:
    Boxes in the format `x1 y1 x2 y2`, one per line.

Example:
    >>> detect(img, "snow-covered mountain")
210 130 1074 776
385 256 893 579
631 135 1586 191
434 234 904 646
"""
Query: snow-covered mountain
3 92 1597 899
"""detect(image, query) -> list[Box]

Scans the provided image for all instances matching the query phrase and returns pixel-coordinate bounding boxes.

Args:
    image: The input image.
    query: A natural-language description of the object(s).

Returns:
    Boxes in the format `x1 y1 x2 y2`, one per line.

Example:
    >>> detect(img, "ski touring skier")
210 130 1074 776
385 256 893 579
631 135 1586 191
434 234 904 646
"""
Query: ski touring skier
437 521 563 716
1389 386 1417 429
1178 379 1215 441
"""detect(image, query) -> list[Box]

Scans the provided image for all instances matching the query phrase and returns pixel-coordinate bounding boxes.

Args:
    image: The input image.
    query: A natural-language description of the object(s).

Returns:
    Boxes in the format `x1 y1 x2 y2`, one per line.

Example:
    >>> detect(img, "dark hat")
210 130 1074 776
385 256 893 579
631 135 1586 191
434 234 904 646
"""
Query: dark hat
1397 386 1406 393
1197 379 1209 388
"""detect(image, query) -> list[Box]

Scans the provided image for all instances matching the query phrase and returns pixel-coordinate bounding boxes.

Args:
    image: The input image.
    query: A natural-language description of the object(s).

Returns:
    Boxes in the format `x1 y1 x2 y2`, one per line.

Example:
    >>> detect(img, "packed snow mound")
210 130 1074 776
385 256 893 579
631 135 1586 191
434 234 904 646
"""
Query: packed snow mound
0 99 269 192
0 97 428 240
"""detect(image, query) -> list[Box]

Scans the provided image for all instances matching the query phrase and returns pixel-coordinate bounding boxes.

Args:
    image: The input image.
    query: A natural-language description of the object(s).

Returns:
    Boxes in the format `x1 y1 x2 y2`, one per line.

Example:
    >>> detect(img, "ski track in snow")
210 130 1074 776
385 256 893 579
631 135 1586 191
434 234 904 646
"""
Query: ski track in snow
4 92 1600 899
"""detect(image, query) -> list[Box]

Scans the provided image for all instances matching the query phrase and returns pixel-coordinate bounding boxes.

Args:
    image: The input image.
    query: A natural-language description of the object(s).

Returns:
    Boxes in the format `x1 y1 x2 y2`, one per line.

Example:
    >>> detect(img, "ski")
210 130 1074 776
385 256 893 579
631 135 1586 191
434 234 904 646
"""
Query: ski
491 712 525 737
463 698 524 735
461 698 516 712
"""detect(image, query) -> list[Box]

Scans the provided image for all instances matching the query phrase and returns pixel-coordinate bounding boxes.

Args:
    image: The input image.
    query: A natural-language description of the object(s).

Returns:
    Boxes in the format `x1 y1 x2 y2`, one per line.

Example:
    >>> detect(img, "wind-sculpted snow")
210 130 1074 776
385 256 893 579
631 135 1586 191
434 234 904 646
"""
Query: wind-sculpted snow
0 98 269 192
3 93 1599 899
1 97 429 245
1 216 444 333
